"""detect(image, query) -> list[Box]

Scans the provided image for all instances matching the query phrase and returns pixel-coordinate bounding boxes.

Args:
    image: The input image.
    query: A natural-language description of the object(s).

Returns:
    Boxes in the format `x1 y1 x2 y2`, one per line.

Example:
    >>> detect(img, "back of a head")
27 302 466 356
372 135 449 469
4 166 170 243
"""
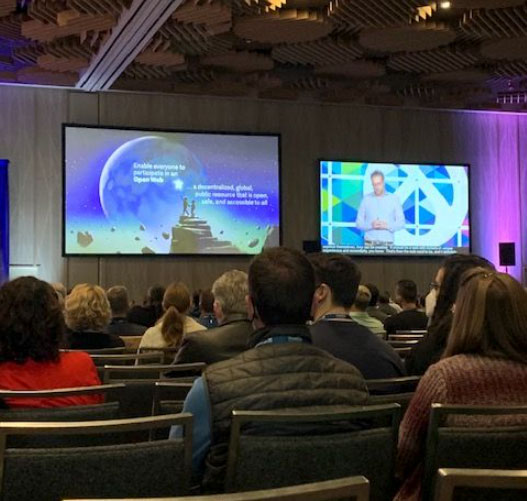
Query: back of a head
249 247 315 326
396 279 418 304
212 270 248 317
445 267 527 365
147 285 165 305
51 282 67 301
364 283 379 307
309 253 361 309
107 285 130 316
161 282 191 346
65 283 111 332
199 289 215 314
378 292 390 305
0 277 64 363
353 285 372 312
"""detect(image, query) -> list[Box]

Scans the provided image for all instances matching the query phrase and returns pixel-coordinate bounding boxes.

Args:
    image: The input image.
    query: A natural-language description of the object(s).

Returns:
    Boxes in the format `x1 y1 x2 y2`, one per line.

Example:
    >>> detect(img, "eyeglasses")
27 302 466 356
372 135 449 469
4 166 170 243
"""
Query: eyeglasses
429 281 441 290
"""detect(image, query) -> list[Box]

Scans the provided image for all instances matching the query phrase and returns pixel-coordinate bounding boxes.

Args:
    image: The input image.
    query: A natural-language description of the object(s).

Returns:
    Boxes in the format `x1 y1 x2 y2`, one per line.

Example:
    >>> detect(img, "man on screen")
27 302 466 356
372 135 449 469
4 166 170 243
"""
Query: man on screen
356 170 405 246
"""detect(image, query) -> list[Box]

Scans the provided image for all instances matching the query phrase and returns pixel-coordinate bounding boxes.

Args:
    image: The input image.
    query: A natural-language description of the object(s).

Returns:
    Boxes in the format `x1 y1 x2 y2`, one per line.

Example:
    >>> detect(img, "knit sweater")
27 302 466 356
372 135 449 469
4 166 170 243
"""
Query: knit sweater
395 354 527 501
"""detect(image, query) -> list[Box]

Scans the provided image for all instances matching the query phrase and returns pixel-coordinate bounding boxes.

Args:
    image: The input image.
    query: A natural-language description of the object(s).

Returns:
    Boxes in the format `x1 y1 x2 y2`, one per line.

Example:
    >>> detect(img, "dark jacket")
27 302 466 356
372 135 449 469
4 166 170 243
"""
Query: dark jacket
126 304 163 327
366 306 390 323
201 325 369 490
66 329 125 350
310 318 406 380
383 309 428 335
107 317 146 336
174 314 253 365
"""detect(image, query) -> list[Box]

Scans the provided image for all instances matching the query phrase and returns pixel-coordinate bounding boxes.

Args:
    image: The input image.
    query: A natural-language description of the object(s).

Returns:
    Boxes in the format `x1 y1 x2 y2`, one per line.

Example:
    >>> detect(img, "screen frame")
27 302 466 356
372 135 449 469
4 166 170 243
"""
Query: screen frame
62 123 282 258
317 159 472 257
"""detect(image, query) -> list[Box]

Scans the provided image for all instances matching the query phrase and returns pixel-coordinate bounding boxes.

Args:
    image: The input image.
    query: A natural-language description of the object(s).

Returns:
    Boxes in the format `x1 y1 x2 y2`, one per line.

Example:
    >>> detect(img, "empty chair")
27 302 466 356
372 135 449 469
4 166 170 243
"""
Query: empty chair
64 475 370 501
225 404 401 501
152 381 195 416
422 404 527 500
103 362 205 383
434 468 527 501
0 413 193 501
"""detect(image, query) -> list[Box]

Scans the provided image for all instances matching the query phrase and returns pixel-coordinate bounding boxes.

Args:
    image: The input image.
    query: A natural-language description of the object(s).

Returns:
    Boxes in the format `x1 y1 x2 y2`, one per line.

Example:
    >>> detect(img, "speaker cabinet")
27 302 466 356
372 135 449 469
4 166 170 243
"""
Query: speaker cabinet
499 242 516 267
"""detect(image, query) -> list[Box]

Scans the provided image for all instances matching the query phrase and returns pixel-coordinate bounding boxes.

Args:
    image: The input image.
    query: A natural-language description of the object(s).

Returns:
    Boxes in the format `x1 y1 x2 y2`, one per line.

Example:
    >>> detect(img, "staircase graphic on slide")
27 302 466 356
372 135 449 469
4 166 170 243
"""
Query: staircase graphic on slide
170 216 240 254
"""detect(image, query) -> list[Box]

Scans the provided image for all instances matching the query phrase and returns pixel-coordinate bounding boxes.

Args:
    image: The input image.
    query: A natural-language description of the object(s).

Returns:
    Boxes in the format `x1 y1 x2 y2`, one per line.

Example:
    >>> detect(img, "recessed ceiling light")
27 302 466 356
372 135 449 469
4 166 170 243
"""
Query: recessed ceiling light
439 1 451 8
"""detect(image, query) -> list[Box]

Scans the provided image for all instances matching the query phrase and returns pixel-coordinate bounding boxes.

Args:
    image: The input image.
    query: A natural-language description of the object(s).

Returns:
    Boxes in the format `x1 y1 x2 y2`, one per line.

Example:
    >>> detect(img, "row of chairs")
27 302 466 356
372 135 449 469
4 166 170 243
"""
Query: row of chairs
0 400 525 500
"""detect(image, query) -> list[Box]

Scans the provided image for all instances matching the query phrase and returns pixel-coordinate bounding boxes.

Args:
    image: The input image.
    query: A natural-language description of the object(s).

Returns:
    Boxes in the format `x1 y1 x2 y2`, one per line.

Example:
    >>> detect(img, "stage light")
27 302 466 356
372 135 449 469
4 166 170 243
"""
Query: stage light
439 1 451 8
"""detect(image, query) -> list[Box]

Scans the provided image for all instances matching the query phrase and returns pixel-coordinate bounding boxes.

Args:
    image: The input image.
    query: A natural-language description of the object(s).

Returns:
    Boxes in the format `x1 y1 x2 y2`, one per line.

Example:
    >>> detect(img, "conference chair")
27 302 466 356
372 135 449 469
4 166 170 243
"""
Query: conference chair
434 468 527 501
389 333 426 342
225 403 401 501
422 403 527 501
64 475 371 501
139 346 180 364
366 376 421 394
0 414 193 501
394 347 412 359
388 340 419 349
92 352 164 379
102 362 205 383
368 392 415 414
394 330 427 336
63 347 126 355
120 335 143 352
152 381 195 416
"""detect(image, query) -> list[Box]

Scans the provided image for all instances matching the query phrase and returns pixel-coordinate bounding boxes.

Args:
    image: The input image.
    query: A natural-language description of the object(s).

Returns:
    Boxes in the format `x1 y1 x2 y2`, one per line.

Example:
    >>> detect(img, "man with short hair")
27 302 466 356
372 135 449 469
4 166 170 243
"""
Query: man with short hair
106 285 146 336
350 285 386 338
174 270 252 365
171 248 368 490
198 289 218 329
310 254 405 379
127 284 165 327
356 170 405 246
384 279 428 335
364 283 390 322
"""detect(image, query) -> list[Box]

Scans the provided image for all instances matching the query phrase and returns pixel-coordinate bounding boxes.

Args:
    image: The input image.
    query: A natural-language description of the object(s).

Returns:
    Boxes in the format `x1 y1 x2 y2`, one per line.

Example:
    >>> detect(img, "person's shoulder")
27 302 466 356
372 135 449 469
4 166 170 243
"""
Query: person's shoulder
60 350 95 368
185 316 208 333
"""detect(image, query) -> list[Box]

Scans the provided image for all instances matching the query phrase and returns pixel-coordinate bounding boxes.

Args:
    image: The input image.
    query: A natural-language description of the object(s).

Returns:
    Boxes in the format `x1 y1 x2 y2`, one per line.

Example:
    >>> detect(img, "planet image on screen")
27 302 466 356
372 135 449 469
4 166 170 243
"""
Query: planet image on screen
98 135 208 252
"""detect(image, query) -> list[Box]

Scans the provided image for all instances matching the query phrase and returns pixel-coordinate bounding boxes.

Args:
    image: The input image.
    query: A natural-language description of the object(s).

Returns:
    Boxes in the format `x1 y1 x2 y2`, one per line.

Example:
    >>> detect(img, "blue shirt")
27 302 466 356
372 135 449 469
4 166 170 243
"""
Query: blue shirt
356 192 405 243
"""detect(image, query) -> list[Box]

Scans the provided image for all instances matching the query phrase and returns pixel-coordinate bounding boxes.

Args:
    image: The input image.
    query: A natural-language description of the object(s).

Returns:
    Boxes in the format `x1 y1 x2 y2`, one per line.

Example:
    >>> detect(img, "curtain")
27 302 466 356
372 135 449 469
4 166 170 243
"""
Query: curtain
0 160 9 282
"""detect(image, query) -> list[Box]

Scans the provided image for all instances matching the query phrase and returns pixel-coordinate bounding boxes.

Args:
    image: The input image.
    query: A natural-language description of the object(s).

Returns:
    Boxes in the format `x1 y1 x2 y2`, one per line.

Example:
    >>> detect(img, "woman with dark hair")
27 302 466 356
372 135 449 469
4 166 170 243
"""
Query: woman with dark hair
405 253 494 375
138 282 206 350
396 268 527 500
0 277 102 408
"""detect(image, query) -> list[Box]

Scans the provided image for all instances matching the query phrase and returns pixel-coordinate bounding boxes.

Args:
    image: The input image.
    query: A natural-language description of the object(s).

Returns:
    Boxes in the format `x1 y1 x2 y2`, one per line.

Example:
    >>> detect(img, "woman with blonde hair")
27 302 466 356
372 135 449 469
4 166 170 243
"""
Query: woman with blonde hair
139 282 206 349
65 283 124 350
395 268 527 500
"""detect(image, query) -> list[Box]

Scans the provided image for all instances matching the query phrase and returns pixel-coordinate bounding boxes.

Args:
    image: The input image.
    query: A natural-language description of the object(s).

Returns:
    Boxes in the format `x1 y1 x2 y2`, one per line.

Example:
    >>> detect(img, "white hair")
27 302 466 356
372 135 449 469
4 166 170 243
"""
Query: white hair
212 270 248 316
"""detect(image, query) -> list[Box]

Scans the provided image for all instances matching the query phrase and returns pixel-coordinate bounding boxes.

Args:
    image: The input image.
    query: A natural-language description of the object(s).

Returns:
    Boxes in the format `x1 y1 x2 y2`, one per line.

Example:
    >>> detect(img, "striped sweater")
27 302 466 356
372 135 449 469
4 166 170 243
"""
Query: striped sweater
395 354 527 501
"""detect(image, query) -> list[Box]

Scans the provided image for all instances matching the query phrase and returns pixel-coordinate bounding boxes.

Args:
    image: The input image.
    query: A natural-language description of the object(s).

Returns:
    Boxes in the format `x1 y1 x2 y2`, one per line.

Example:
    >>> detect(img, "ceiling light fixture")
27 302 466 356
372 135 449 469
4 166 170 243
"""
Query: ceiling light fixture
439 1 451 8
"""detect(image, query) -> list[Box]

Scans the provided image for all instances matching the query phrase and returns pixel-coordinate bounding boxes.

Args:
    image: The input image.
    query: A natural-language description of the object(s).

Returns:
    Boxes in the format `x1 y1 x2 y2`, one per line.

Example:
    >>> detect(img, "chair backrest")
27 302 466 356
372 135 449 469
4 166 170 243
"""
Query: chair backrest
152 381 195 416
423 404 527 501
366 376 421 394
64 347 126 355
120 335 143 352
91 352 164 366
368 392 415 415
103 362 205 383
394 330 427 336
225 404 401 501
434 468 527 501
394 347 412 359
139 347 180 364
388 334 425 342
64 475 371 501
388 340 419 349
0 414 193 501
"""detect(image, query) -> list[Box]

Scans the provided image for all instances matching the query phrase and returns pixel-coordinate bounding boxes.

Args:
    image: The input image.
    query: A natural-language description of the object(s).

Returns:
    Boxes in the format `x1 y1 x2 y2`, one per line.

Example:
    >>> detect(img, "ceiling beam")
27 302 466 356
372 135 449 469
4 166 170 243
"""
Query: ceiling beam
76 0 184 92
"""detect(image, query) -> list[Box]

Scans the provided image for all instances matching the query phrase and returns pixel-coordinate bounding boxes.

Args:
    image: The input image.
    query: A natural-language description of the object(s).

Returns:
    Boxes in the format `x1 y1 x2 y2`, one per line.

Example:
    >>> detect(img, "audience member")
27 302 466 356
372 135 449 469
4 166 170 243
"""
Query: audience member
51 282 67 310
364 283 390 322
198 289 218 329
350 285 386 338
310 254 405 379
127 284 165 327
189 290 201 318
396 268 527 500
405 254 494 375
171 248 369 491
174 270 252 365
384 280 428 335
139 282 205 350
106 285 147 336
65 284 124 350
378 291 400 316
0 277 102 408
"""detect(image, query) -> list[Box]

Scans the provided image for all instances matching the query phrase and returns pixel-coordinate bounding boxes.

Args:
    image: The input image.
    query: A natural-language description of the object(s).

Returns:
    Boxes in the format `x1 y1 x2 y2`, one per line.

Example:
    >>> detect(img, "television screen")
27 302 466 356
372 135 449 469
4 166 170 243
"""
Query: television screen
63 125 281 256
320 161 470 256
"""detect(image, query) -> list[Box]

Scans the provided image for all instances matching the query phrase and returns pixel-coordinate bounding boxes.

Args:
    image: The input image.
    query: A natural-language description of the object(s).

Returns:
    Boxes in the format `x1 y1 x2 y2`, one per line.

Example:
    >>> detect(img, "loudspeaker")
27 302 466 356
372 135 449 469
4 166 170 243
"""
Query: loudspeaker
499 242 516 267
303 240 322 254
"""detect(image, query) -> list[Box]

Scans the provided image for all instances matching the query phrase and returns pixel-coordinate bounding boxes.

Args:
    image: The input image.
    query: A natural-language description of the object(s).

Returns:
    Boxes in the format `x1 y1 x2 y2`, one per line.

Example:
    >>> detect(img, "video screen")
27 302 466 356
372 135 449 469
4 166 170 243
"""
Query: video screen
63 125 280 256
320 161 470 256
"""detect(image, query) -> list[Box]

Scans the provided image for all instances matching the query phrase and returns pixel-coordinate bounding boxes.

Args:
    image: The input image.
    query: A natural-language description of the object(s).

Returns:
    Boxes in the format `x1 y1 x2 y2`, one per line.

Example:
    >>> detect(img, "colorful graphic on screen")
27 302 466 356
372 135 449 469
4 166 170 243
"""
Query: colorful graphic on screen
320 161 470 255
64 126 280 255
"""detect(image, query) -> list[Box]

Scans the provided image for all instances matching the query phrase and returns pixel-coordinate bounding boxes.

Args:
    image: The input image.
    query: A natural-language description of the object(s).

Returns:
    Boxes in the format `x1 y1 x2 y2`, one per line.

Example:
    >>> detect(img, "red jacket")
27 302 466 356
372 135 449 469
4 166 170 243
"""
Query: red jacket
0 351 103 408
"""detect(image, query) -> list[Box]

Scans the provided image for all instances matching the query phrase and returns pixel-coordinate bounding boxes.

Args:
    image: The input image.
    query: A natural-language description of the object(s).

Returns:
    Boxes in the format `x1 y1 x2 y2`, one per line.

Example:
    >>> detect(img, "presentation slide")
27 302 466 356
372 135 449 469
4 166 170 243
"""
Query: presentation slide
63 126 280 255
320 161 470 256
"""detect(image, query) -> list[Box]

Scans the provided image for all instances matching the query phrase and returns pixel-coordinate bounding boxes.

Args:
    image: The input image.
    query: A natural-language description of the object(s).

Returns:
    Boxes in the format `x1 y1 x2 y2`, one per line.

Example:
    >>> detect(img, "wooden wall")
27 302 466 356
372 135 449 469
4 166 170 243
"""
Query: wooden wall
1 84 525 302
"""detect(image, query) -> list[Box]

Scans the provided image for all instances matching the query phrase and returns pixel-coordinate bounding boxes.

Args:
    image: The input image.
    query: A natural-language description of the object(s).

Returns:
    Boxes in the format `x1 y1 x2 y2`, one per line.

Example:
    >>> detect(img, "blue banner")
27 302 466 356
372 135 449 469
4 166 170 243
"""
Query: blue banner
0 160 9 282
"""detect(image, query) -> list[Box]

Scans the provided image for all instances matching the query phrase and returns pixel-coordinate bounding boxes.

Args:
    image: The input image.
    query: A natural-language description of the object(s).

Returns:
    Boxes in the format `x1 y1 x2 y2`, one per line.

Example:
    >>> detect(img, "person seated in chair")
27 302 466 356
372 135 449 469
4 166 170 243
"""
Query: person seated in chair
170 248 369 492
174 270 252 365
384 280 428 336
309 253 405 380
127 284 165 327
106 285 146 336
0 277 102 408
350 286 386 338
198 289 218 329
